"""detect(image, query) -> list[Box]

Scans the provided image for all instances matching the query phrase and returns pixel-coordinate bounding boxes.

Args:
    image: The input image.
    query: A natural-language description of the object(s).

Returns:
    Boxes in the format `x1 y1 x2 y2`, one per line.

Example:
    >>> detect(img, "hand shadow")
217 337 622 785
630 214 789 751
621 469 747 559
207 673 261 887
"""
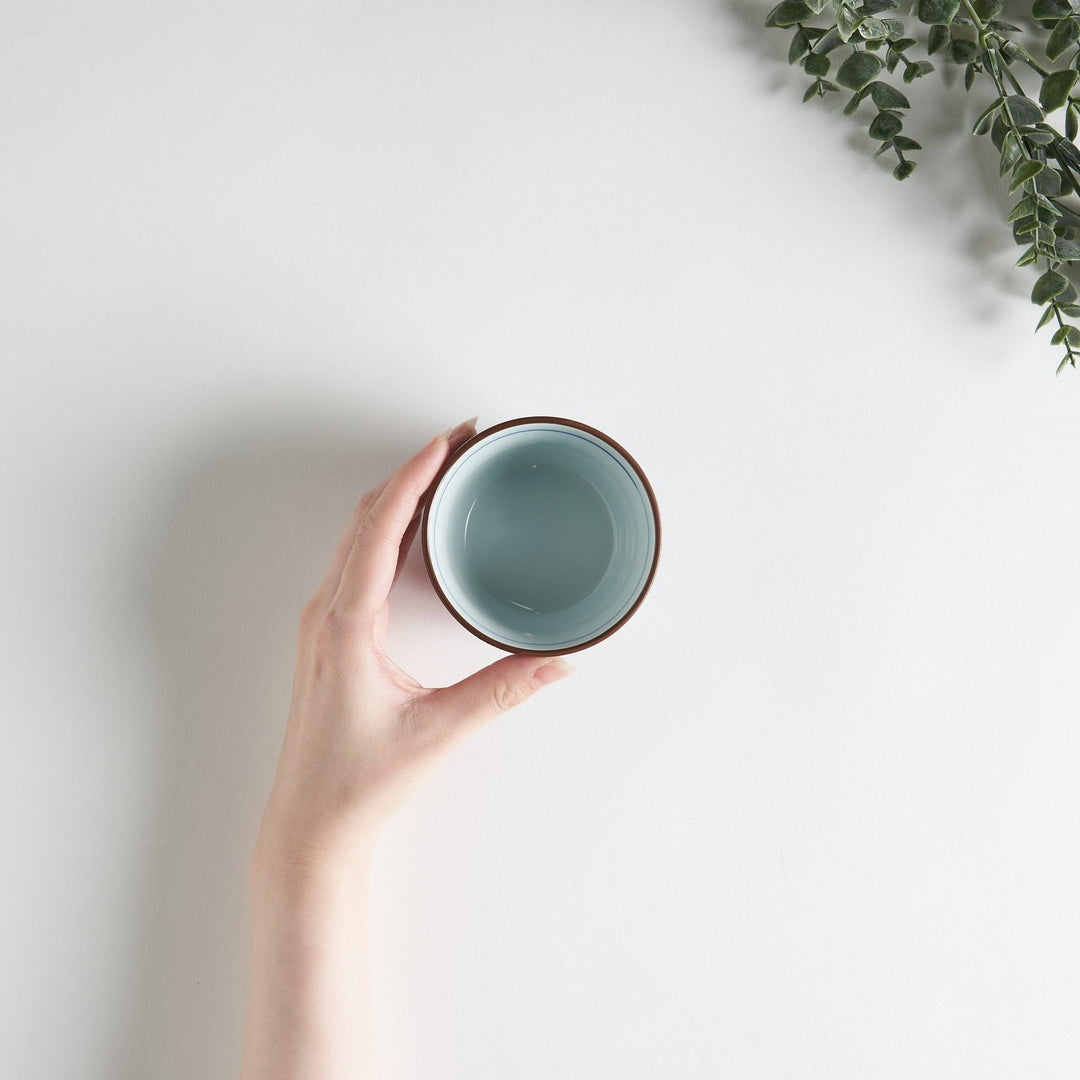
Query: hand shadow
112 404 436 1078
713 0 1077 333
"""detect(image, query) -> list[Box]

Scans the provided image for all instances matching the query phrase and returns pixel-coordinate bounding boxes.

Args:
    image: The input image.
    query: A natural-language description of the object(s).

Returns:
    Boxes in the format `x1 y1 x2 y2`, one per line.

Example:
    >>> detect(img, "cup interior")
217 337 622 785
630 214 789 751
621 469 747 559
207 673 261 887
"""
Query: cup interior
425 420 658 652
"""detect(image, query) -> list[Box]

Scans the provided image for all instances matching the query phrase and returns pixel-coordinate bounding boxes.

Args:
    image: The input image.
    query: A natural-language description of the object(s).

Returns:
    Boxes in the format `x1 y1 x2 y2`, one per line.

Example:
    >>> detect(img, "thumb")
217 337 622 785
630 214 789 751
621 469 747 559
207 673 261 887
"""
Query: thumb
421 653 576 736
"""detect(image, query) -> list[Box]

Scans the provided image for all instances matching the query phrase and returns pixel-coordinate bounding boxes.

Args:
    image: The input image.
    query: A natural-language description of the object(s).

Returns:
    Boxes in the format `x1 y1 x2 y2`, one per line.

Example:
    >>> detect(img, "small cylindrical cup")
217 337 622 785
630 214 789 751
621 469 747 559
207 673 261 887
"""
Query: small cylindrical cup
421 416 661 655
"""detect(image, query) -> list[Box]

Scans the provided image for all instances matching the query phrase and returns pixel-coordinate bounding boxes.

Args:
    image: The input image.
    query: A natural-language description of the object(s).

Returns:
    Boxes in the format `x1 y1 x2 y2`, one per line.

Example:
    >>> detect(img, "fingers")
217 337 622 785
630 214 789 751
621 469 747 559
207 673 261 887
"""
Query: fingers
329 419 476 620
314 419 476 612
412 654 576 739
391 418 477 587
315 490 382 606
391 509 423 590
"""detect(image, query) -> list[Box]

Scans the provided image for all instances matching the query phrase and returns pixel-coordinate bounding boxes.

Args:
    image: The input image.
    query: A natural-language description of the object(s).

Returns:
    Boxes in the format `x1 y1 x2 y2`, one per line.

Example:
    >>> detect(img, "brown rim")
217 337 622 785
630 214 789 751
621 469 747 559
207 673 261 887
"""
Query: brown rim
420 416 662 656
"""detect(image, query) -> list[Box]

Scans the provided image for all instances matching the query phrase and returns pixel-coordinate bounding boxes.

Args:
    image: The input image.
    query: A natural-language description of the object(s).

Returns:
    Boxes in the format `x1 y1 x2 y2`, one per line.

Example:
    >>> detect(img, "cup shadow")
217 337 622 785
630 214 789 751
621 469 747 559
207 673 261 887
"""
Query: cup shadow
111 405 436 1078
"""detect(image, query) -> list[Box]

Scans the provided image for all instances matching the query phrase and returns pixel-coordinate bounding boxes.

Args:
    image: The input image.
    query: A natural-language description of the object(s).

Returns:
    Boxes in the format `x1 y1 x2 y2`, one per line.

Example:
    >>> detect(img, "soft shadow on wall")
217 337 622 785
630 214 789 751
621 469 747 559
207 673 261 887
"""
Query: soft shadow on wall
114 405 438 1079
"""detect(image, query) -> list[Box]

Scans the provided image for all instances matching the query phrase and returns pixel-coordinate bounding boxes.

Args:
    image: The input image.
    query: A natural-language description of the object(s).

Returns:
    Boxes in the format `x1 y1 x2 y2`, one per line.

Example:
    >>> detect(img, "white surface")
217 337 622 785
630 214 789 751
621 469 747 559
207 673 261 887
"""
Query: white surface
3 2 1080 1078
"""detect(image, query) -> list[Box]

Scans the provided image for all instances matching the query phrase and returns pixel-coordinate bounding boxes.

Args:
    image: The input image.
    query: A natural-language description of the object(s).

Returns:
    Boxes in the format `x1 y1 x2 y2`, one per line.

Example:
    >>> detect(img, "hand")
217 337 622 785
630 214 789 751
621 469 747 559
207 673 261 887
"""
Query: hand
254 417 576 877
242 418 576 1079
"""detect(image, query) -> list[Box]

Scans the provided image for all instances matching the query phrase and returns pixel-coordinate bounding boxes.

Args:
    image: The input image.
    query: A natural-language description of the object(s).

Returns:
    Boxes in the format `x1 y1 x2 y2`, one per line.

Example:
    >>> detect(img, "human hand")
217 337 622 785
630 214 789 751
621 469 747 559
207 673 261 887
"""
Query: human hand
254 417 576 878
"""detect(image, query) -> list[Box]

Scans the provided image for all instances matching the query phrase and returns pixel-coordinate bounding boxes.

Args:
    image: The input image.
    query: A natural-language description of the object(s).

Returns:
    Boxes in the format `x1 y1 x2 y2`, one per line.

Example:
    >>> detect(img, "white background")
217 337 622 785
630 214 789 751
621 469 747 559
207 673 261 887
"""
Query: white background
4 2 1080 1077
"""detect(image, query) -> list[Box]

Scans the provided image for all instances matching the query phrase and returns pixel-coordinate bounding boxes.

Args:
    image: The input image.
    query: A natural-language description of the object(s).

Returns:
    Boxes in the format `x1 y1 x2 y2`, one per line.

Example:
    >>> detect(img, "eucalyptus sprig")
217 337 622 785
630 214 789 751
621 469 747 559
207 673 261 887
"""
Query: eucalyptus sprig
767 0 928 178
765 0 1080 373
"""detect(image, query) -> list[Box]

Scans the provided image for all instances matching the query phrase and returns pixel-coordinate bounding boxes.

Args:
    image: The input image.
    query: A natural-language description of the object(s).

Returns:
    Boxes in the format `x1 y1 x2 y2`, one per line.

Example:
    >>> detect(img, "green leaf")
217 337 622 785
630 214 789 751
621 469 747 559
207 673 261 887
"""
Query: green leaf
1000 131 1023 175
1046 16 1080 60
874 139 895 157
805 51 831 75
869 110 904 139
1010 159 1046 191
767 0 814 26
893 159 917 179
1056 354 1074 374
892 134 922 149
903 60 935 83
816 27 845 53
991 113 1009 150
1035 168 1065 196
965 62 977 91
1038 195 1065 218
820 80 840 92
863 0 900 11
1037 305 1058 329
973 96 1004 135
927 23 950 53
804 0 828 11
837 6 861 40
1004 95 1044 125
1052 324 1080 346
1014 217 1039 237
843 87 869 114
1054 138 1080 170
1057 238 1080 259
881 18 905 36
836 50 884 90
949 38 978 64
1016 245 1039 266
803 80 821 102
1032 269 1069 303
859 17 889 38
789 29 811 64
1026 129 1057 145
1032 0 1073 18
1068 104 1079 141
916 0 961 24
1009 194 1036 221
1041 69 1078 112
971 0 1004 16
1060 279 1079 304
1054 202 1080 228
868 81 911 109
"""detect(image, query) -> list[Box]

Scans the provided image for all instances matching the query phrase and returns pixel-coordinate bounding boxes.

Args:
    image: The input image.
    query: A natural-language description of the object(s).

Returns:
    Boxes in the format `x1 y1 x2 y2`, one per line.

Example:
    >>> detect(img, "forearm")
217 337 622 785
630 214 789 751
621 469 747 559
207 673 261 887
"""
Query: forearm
240 835 379 1080
238 416 568 1076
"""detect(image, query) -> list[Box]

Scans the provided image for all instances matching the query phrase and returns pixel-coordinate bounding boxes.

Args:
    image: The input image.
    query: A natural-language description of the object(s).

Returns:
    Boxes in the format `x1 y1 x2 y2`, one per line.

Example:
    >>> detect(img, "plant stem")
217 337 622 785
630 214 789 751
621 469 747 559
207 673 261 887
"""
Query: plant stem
961 0 1031 156
1002 41 1051 80
1050 285 1079 368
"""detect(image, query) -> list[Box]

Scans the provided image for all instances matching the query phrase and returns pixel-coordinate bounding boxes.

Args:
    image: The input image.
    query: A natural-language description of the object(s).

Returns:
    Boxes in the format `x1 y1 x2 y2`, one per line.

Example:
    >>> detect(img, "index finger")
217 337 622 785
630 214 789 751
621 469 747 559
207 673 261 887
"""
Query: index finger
313 419 476 607
328 420 471 619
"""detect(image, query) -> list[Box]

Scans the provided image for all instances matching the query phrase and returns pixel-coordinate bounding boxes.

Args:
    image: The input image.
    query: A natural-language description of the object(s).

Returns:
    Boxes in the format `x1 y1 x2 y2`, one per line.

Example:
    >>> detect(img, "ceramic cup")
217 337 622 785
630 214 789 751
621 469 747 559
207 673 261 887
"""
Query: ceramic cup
421 416 661 655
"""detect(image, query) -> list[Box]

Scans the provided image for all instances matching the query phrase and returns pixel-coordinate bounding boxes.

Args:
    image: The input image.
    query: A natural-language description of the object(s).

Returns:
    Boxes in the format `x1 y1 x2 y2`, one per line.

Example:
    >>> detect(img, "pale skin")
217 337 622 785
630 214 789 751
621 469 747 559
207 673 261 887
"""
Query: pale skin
240 417 575 1079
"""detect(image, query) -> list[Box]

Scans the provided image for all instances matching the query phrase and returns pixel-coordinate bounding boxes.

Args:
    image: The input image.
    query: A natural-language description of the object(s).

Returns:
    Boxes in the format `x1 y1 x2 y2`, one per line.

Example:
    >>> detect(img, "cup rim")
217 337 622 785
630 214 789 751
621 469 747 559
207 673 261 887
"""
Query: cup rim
420 415 662 656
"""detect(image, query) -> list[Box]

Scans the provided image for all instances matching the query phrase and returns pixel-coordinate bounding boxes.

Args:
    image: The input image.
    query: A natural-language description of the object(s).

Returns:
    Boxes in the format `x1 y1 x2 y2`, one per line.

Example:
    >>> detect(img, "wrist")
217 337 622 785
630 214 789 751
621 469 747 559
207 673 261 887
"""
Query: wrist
251 838 370 896
251 804 379 901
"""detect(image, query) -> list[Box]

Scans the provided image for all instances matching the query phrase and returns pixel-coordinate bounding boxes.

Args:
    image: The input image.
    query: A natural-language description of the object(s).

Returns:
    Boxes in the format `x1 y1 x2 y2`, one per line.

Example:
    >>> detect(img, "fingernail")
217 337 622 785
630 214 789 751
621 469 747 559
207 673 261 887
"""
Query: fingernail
431 416 478 446
532 657 576 688
451 415 479 437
